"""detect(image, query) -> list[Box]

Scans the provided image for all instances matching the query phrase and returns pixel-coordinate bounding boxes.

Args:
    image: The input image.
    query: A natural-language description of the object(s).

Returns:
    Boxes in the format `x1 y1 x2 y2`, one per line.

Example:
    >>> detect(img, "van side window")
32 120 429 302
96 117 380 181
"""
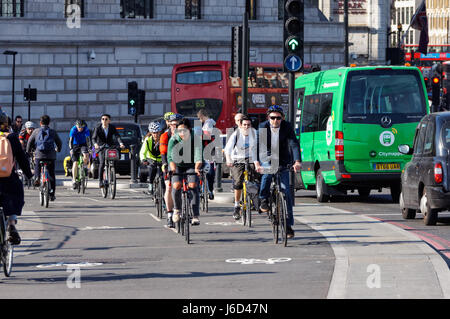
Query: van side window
301 95 319 133
414 121 427 155
423 121 435 156
318 93 333 131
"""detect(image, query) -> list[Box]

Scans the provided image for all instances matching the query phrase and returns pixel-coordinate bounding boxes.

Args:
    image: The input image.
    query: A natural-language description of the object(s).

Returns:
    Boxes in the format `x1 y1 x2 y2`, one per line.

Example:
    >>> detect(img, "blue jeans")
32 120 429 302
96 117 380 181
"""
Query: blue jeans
259 169 294 227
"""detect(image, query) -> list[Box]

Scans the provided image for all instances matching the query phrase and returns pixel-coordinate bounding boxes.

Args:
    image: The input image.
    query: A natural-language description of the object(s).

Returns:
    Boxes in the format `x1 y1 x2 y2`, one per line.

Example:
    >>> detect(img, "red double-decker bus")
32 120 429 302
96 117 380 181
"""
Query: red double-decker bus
171 60 289 132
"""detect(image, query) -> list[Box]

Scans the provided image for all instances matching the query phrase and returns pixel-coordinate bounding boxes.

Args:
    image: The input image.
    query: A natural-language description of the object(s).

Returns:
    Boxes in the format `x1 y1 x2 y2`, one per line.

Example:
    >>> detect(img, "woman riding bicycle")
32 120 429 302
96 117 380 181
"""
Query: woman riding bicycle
167 118 203 226
140 122 162 194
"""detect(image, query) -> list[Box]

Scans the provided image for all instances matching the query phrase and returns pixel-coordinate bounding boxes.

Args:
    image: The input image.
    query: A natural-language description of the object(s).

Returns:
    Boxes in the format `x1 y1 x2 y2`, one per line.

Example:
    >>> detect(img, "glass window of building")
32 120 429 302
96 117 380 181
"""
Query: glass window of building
246 0 257 20
0 0 24 17
65 0 84 18
185 0 201 19
121 0 154 19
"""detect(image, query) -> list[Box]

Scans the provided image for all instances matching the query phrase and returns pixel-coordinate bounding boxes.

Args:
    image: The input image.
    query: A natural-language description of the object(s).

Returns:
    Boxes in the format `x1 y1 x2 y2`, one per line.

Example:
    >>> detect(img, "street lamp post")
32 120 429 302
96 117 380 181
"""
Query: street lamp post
3 50 18 119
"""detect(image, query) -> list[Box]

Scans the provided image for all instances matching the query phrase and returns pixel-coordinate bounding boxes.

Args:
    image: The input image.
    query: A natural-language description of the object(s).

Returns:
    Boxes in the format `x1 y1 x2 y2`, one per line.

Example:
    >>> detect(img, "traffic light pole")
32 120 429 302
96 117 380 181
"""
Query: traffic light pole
241 12 249 116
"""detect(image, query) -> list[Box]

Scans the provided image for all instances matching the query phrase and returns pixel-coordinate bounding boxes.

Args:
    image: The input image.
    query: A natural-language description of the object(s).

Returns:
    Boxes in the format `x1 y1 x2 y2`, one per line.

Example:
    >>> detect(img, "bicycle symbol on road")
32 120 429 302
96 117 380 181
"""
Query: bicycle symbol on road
226 258 292 265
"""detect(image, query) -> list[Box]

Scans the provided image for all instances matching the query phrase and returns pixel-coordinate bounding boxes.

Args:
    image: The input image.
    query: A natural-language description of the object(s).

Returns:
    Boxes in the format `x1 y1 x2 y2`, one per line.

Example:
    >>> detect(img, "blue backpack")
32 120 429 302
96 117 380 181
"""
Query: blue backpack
36 127 54 152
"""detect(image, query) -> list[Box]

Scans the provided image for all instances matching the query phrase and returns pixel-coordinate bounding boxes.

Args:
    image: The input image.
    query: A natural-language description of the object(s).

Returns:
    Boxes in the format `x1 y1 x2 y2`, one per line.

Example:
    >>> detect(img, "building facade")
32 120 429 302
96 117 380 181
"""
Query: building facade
0 0 344 163
318 0 391 65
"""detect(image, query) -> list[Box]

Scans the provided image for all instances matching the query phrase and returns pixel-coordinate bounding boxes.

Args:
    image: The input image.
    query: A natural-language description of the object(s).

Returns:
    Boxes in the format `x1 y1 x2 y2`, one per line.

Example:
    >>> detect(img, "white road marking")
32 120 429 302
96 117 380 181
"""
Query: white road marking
149 213 161 222
226 258 292 265
36 262 103 268
78 226 125 231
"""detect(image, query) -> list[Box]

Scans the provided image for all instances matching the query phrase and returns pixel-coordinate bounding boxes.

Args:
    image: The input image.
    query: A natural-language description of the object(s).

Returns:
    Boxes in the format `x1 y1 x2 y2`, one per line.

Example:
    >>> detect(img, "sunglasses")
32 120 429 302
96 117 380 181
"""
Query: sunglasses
270 116 282 121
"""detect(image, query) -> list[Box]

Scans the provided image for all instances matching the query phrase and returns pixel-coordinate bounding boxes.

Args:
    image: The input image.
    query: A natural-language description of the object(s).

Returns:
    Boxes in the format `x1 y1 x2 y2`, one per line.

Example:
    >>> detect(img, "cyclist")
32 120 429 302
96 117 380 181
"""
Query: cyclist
233 113 244 130
163 111 175 129
224 115 260 220
11 115 23 134
197 108 216 200
160 113 183 228
19 121 36 152
26 115 62 201
256 105 301 239
69 119 91 190
92 114 125 189
140 122 162 194
0 111 33 245
168 118 202 226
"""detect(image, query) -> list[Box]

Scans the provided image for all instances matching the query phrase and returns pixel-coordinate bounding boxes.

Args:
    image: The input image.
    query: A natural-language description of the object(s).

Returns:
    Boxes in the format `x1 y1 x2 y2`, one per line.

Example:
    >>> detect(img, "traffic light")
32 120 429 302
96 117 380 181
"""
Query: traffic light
137 89 145 115
128 81 138 115
283 0 304 72
431 75 441 108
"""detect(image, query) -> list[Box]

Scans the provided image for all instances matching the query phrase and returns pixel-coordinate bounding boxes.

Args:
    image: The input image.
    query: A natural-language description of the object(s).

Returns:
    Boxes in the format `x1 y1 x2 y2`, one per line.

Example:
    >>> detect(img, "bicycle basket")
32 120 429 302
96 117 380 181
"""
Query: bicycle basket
106 149 119 161
245 181 259 195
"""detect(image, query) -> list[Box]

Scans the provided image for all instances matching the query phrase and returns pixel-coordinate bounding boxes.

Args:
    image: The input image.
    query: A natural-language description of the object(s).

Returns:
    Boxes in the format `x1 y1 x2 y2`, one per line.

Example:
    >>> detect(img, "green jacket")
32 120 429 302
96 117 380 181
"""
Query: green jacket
167 132 202 168
140 136 161 162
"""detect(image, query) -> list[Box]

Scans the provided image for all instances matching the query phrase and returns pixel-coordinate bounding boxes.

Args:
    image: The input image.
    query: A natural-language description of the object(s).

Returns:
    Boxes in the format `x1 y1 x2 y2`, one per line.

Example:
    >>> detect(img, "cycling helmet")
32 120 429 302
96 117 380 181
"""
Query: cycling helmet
266 105 284 116
24 121 36 129
148 121 162 133
75 119 86 127
164 112 175 121
168 113 183 121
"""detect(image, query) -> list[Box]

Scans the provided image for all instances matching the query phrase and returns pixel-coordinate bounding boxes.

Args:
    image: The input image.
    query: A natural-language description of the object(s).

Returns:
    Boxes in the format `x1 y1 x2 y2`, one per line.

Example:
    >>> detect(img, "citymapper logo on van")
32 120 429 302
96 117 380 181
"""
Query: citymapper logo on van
379 131 395 147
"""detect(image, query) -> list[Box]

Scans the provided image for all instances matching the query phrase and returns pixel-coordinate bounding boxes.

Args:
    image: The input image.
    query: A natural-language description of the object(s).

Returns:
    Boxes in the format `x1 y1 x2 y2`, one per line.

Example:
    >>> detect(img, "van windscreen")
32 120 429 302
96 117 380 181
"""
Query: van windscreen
343 69 427 124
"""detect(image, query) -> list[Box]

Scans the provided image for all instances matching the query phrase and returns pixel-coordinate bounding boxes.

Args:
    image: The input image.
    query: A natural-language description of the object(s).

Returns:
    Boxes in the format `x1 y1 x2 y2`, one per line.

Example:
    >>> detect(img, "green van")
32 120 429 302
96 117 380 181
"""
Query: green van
295 66 429 202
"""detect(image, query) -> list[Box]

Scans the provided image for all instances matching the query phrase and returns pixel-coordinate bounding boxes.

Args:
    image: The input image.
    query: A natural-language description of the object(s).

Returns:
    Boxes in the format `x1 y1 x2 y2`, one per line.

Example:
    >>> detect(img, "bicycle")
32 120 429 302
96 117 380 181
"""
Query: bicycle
98 144 118 200
39 159 52 208
267 166 292 247
151 162 165 219
0 199 13 277
199 169 209 214
173 171 198 244
74 152 88 194
239 161 259 228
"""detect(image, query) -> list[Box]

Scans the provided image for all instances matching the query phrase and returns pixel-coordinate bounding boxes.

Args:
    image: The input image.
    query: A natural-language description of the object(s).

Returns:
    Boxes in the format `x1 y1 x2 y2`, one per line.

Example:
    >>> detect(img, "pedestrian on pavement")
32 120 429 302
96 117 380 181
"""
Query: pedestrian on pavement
26 115 62 202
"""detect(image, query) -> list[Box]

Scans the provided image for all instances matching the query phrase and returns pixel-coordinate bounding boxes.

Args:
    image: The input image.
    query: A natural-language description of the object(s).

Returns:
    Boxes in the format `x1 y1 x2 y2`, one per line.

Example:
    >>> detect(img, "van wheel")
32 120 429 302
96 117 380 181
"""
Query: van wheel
316 170 329 203
357 188 370 198
400 191 416 219
420 189 438 226
390 183 401 203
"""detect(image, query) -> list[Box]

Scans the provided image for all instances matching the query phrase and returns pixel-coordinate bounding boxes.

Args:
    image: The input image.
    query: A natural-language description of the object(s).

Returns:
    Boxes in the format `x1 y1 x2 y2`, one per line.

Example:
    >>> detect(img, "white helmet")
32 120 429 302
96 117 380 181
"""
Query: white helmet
148 122 162 133
24 121 36 129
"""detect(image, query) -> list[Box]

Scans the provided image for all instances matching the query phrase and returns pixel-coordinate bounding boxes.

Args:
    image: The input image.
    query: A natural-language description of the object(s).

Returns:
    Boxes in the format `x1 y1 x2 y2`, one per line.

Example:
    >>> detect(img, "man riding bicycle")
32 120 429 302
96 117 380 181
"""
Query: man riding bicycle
160 113 183 228
256 105 301 239
92 114 125 189
224 115 260 220
197 108 216 200
19 121 36 152
69 119 91 190
168 118 203 226
27 115 62 201
0 111 33 245
140 122 162 194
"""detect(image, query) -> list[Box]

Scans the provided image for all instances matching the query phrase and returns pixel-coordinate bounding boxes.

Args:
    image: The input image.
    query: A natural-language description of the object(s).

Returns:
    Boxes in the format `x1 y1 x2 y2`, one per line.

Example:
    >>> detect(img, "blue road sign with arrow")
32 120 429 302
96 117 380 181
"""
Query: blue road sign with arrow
284 54 302 72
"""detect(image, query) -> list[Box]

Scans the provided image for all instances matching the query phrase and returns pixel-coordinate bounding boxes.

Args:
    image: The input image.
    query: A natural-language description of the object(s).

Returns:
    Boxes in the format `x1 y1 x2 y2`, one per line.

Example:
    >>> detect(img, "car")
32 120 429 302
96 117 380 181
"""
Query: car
398 112 450 225
111 122 143 176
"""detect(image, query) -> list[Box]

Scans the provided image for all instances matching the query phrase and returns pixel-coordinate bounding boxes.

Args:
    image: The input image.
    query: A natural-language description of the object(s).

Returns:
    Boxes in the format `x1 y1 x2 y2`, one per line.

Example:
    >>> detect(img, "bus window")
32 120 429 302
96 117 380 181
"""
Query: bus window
176 98 222 121
176 71 222 84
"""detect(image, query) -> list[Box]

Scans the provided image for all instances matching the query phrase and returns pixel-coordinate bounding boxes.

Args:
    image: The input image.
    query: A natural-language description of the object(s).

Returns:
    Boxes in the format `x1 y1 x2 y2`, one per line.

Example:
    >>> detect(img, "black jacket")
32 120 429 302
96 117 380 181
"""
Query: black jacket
92 124 123 147
257 120 300 167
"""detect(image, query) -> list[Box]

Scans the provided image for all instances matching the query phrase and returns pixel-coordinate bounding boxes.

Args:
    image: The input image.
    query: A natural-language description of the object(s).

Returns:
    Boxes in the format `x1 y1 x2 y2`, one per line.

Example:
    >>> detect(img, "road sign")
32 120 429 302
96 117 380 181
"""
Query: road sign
284 54 302 72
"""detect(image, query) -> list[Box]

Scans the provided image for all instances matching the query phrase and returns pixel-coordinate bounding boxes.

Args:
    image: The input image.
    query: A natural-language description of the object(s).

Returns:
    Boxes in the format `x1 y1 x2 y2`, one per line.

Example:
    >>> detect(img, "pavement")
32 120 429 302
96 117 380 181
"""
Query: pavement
21 174 450 299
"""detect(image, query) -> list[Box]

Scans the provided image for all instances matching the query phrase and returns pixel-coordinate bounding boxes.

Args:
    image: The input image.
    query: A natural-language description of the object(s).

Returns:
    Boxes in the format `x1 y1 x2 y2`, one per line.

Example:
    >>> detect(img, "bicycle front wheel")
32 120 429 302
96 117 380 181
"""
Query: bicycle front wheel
44 182 50 208
246 193 252 228
0 215 13 277
203 178 209 213
101 168 108 198
278 192 288 247
109 165 116 200
271 197 279 244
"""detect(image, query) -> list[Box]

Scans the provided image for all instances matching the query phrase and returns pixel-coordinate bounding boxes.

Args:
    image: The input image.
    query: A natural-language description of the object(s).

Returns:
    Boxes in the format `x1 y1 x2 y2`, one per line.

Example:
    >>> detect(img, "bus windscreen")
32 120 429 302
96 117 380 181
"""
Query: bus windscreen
176 71 222 84
344 69 427 124
176 98 223 121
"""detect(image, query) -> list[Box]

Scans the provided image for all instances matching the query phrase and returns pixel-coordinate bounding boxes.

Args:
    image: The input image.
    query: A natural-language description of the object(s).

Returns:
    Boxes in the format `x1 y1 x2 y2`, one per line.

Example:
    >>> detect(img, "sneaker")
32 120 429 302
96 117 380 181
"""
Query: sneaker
286 226 295 239
208 192 214 200
167 217 175 228
191 217 200 226
172 211 180 223
233 206 241 220
50 194 56 201
72 182 77 190
7 225 21 245
260 199 269 212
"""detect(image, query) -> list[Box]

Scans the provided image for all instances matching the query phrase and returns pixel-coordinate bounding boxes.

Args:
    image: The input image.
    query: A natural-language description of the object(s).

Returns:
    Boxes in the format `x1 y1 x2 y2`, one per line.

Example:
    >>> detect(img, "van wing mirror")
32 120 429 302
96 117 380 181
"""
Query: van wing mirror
398 144 413 155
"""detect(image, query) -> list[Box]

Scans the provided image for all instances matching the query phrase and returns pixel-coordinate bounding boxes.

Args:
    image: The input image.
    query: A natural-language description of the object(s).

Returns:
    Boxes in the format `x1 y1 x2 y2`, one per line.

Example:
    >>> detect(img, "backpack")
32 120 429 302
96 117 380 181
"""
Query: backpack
0 132 14 178
36 127 55 152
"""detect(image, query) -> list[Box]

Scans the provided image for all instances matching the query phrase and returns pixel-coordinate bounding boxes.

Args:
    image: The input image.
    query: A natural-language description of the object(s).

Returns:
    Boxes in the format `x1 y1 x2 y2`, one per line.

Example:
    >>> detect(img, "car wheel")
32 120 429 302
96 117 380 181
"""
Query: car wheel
420 188 438 226
400 191 416 219
316 170 329 203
